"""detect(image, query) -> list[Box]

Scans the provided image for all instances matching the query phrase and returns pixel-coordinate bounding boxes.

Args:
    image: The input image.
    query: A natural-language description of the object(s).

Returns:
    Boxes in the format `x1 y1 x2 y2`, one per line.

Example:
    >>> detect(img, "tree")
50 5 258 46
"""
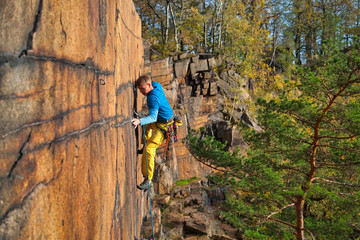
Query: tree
186 45 360 239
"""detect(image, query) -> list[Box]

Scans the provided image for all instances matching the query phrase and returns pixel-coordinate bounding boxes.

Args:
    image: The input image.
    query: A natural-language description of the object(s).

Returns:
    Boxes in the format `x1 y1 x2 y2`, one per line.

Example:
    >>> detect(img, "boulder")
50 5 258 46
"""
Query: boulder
184 206 198 215
175 59 191 79
150 57 174 86
190 60 209 74
184 212 208 235
191 55 199 63
163 209 185 229
169 199 184 213
184 191 210 207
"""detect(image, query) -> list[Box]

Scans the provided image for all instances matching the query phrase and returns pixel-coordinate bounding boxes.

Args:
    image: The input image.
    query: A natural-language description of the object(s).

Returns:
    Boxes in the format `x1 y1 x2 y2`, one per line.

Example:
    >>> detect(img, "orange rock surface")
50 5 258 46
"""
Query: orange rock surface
0 0 146 239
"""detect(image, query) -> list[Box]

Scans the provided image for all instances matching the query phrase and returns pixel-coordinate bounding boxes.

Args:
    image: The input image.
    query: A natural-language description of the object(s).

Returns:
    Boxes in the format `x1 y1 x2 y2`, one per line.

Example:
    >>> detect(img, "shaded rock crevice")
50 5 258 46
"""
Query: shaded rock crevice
116 6 141 40
59 13 67 41
7 131 32 178
1 55 114 75
19 0 44 58
98 0 107 52
2 114 128 157
0 103 96 139
110 181 121 240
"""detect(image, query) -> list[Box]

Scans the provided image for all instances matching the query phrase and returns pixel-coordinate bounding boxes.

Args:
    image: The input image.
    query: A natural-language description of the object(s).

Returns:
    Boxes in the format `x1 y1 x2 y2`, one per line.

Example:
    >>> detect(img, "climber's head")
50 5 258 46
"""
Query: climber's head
136 75 153 96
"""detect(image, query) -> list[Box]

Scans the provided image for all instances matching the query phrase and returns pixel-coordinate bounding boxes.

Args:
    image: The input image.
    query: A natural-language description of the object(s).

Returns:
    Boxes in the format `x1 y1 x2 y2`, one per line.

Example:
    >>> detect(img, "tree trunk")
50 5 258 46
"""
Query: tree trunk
203 0 207 51
169 3 179 51
217 0 223 49
295 15 301 64
295 198 305 240
305 0 314 65
165 0 170 43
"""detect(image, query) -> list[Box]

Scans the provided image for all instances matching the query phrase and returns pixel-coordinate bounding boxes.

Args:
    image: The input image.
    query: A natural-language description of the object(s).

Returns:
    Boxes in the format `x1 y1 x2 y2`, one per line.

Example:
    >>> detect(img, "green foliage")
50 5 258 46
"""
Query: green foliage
175 176 198 186
186 45 360 239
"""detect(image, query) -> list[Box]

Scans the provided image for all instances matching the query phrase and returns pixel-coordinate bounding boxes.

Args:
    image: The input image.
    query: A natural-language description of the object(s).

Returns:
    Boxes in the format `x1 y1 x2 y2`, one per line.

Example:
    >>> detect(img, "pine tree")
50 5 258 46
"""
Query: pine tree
186 45 360 239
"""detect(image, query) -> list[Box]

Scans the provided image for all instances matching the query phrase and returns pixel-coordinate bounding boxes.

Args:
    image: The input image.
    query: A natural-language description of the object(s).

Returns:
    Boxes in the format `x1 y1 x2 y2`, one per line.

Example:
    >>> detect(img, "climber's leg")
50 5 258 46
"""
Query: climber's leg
141 126 164 178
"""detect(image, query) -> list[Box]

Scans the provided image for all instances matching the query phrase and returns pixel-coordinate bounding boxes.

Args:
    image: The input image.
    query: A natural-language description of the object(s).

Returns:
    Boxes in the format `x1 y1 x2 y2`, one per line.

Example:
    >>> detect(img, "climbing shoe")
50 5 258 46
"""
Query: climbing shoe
137 179 153 190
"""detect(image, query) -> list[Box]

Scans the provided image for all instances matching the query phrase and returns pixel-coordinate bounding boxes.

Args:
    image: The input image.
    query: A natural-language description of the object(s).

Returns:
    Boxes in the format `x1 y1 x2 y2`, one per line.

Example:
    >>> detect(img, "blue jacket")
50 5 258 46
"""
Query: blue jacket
140 82 173 125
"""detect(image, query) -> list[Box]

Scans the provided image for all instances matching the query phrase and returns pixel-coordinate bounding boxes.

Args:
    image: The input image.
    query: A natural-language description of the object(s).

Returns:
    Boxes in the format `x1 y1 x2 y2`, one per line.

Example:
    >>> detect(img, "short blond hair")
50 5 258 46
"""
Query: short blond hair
136 75 151 86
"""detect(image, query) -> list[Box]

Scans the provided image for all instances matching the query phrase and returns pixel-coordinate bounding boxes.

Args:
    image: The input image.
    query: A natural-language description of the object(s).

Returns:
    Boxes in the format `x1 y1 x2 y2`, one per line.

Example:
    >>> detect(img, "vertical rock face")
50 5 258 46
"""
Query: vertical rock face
0 0 145 239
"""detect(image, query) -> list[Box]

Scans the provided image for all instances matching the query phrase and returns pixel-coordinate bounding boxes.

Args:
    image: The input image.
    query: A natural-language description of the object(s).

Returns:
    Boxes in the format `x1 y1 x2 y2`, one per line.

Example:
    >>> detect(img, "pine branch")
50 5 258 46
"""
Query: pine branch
268 217 296 229
284 135 312 145
318 134 359 140
267 203 295 219
340 91 360 97
268 218 315 240
320 74 335 96
288 112 316 128
349 68 360 84
316 144 360 153
317 161 360 167
312 177 360 188
280 166 308 175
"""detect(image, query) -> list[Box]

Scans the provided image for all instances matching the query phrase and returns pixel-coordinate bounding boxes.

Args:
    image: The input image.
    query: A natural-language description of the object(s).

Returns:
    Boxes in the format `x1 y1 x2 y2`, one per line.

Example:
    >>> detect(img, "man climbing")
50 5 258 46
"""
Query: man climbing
132 75 174 191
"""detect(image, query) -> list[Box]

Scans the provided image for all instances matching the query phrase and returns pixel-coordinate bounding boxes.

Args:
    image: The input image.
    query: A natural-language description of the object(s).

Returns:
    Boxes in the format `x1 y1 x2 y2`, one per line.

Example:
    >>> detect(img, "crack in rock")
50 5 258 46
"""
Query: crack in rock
0 159 63 239
7 131 32 178
19 0 44 58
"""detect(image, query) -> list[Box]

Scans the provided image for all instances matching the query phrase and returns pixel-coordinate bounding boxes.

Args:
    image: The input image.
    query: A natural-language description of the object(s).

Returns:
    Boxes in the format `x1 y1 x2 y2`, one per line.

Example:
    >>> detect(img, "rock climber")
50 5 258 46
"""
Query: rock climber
131 75 174 191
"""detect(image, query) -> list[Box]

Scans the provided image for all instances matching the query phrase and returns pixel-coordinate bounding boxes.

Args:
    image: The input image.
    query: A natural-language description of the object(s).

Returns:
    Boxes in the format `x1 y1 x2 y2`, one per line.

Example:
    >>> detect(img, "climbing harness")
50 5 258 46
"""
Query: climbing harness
143 125 155 240
160 116 183 158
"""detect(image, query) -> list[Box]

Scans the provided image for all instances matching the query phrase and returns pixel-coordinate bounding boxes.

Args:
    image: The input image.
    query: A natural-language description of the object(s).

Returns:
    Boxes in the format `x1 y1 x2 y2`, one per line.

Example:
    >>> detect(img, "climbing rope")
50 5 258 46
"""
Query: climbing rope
143 125 155 240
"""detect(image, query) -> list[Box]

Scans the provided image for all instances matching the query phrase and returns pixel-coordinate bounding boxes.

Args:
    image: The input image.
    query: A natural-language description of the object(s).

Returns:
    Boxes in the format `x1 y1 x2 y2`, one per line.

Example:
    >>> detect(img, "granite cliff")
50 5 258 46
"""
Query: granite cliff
0 1 252 239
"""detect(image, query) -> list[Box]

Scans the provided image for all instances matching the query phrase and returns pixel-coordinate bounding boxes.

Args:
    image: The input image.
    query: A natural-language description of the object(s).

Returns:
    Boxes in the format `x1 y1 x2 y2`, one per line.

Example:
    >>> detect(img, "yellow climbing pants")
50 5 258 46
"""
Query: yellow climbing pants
142 121 172 181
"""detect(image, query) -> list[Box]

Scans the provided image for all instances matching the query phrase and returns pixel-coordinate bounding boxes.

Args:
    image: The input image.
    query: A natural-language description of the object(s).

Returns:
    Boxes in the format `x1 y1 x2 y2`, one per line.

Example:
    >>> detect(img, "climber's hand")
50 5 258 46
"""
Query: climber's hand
131 118 140 129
